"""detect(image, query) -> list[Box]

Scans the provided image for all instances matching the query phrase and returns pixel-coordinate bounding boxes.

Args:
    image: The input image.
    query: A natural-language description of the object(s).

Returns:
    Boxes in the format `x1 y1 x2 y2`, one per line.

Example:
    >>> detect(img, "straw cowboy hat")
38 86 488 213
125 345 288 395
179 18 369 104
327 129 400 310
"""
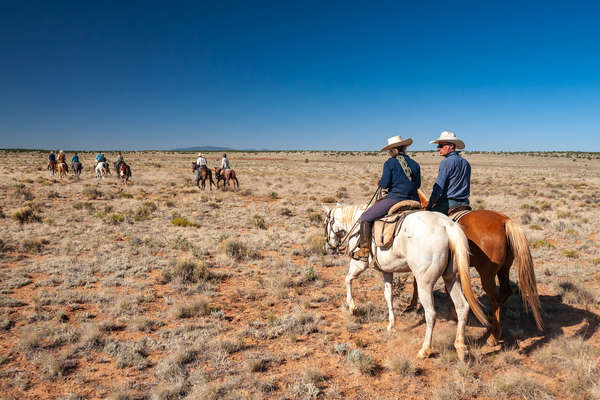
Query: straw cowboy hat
381 135 413 151
430 131 465 149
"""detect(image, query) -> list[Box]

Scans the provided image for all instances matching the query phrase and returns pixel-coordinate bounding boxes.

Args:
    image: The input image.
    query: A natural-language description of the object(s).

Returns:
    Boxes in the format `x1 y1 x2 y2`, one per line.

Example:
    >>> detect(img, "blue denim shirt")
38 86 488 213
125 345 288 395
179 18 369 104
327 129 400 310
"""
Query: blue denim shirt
378 154 421 201
429 151 471 205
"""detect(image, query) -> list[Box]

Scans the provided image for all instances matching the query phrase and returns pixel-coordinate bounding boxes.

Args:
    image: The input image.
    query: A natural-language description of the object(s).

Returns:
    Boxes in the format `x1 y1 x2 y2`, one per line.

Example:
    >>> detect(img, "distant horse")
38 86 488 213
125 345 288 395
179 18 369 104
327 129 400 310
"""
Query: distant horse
214 167 239 190
95 161 110 179
56 162 68 178
412 190 543 345
192 163 214 190
48 161 56 176
72 162 82 178
324 204 488 360
119 162 132 184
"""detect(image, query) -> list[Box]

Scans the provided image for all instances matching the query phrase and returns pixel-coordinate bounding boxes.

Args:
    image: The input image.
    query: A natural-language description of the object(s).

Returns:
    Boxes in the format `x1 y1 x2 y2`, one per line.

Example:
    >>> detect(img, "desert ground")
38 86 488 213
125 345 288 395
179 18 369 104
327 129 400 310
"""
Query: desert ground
0 150 599 400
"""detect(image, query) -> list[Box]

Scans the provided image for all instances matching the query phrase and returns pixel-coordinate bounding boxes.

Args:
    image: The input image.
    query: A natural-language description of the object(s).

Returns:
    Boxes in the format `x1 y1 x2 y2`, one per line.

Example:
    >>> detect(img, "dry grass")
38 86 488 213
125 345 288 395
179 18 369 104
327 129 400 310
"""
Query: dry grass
0 150 599 399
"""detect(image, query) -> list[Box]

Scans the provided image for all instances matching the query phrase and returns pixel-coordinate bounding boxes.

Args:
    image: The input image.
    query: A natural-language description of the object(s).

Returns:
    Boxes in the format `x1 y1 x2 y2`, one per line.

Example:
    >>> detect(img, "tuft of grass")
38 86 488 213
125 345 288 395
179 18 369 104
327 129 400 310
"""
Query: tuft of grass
346 349 377 375
171 216 196 227
83 187 103 200
170 297 212 318
557 281 598 307
253 214 266 229
269 191 279 199
321 196 336 203
386 354 419 377
490 372 551 399
21 237 48 253
308 211 322 225
240 188 252 196
12 206 41 224
562 249 579 259
531 239 554 249
109 213 125 225
279 207 293 217
224 238 249 260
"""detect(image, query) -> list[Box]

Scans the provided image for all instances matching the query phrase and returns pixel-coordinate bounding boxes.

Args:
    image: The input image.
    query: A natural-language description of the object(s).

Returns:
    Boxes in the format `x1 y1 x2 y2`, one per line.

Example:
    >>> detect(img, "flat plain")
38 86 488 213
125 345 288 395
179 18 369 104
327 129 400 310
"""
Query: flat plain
0 150 599 399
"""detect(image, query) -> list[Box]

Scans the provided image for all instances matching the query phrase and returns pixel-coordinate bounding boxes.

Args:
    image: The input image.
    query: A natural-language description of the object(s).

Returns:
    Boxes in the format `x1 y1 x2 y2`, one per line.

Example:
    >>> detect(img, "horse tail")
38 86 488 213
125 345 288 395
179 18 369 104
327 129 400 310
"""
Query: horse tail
446 221 489 327
505 219 543 331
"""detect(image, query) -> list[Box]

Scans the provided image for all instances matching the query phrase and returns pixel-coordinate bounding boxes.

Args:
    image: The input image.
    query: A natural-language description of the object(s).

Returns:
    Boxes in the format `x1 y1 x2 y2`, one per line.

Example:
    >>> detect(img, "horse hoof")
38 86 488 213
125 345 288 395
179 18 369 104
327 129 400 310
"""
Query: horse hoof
417 348 432 359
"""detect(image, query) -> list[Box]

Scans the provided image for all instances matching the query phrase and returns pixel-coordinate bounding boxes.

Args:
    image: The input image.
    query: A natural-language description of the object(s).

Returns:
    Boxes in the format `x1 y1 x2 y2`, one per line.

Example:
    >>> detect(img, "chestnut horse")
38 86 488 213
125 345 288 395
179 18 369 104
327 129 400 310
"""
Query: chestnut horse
416 190 543 345
56 162 68 178
192 163 214 190
214 167 239 190
48 161 56 176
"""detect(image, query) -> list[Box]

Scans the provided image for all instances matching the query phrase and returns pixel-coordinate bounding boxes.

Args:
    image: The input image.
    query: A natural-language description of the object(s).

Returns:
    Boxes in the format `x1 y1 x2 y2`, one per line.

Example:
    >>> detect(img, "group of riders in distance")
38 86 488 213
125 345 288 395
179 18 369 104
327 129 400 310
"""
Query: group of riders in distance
47 150 131 183
193 152 239 190
324 131 542 360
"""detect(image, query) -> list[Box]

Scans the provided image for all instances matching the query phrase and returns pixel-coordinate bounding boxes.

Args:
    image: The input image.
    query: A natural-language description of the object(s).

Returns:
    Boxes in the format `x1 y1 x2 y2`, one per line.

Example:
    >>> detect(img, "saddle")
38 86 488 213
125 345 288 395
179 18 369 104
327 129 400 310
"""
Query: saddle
372 200 421 248
448 204 472 222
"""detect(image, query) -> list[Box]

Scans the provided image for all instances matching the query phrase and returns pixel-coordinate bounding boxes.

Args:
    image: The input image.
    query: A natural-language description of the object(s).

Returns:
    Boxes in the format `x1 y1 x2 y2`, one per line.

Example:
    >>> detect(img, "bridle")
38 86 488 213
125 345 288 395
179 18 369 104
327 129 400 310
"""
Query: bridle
324 209 348 252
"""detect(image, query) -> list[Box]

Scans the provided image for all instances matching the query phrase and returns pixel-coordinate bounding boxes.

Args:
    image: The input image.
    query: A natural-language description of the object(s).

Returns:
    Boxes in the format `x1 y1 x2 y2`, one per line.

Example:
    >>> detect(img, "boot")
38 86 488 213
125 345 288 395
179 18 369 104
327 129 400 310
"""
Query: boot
355 220 373 261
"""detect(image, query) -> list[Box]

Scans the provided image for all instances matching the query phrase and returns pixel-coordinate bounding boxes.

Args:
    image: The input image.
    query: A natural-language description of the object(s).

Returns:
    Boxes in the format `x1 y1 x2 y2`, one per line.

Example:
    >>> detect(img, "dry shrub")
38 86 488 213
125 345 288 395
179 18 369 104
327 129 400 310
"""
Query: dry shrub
386 354 419 377
224 238 249 260
161 259 212 284
83 186 104 199
21 237 48 253
557 281 598 307
305 234 325 256
170 297 212 319
489 372 551 399
346 348 377 375
12 206 41 223
253 214 266 229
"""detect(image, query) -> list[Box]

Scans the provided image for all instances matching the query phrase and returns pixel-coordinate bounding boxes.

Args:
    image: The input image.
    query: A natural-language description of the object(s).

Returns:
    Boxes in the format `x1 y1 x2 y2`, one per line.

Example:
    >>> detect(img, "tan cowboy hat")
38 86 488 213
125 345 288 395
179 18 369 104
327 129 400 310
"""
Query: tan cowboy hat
430 131 465 149
381 135 413 151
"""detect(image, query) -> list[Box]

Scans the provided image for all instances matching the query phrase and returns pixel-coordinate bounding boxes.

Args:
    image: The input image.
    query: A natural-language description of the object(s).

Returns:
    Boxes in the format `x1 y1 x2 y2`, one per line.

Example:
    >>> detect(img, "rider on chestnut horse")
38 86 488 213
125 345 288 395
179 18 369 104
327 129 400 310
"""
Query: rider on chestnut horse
426 131 471 215
216 153 230 180
48 151 56 171
195 153 208 179
57 150 69 172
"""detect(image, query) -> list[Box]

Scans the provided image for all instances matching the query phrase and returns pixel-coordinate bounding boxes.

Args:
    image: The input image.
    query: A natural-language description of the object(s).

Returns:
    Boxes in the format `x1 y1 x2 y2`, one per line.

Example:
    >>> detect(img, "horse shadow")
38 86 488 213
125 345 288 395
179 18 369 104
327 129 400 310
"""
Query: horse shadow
405 286 600 355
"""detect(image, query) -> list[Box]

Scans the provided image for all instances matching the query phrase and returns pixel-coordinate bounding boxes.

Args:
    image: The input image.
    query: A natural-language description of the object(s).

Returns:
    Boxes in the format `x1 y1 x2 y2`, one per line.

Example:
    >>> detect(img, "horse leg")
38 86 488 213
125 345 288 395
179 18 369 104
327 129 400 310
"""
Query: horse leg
443 265 470 361
383 272 395 331
345 259 369 314
480 265 502 346
493 263 513 342
404 277 419 312
416 277 436 359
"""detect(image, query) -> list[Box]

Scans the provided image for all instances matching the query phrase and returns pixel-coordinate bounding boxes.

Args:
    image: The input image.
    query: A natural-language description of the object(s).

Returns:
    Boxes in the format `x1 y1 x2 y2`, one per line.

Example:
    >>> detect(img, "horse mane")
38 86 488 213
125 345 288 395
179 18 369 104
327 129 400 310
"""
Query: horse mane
338 204 366 229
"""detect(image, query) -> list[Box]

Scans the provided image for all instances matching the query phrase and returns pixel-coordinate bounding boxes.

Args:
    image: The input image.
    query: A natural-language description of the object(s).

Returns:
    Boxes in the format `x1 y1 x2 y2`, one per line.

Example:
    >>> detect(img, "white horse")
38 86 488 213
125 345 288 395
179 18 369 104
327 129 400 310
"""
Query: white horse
323 204 488 360
95 161 109 179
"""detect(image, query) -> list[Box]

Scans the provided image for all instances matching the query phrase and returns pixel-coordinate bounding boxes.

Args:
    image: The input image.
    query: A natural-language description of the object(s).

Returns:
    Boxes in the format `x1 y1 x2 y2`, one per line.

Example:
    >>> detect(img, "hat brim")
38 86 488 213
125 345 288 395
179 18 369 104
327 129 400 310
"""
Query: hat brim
430 139 465 149
381 138 413 151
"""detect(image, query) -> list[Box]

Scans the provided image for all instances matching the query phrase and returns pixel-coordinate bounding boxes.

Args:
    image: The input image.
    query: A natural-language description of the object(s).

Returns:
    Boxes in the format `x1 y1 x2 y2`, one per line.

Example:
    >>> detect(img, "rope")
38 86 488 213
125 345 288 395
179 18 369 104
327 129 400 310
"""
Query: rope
336 186 381 253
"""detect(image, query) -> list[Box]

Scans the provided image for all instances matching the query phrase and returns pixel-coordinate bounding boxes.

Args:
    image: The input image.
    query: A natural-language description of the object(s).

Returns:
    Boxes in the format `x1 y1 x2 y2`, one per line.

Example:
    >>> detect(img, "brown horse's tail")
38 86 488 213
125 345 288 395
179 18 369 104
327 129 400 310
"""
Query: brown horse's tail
446 221 489 327
505 219 543 331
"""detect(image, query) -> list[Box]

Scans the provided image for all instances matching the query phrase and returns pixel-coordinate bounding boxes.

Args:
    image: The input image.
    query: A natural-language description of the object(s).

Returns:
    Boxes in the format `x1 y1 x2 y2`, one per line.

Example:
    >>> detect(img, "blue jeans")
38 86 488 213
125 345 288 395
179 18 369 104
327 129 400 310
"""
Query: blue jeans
430 198 469 215
360 198 401 222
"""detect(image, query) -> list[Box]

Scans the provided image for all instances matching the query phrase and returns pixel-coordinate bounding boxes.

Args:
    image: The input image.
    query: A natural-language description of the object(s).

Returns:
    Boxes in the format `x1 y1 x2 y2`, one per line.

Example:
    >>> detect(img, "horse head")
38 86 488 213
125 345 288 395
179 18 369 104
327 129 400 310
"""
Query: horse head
322 205 348 254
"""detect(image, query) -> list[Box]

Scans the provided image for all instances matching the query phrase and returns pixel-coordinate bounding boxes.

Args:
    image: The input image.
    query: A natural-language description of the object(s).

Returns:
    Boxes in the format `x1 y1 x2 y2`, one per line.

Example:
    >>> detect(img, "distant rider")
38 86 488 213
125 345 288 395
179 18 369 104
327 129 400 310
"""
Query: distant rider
48 151 56 170
57 150 68 171
195 153 208 180
95 152 106 166
71 152 80 170
115 152 125 171
217 153 230 180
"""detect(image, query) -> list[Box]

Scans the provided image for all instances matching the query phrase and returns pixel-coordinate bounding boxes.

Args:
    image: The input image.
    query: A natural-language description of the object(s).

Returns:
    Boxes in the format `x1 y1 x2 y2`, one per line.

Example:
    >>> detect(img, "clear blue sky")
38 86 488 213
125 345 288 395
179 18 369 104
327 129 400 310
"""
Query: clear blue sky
1 1 599 151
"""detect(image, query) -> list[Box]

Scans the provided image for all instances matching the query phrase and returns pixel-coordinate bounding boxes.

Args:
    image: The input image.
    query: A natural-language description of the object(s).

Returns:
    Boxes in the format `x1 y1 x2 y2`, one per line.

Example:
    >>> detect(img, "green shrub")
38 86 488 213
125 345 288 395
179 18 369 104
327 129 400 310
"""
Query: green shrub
109 214 125 225
171 216 195 227
321 196 336 203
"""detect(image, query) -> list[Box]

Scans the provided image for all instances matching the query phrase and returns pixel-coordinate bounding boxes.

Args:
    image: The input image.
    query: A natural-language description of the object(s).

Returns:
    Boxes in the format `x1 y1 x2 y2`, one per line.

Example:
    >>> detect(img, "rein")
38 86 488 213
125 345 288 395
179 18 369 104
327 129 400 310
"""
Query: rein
326 186 382 252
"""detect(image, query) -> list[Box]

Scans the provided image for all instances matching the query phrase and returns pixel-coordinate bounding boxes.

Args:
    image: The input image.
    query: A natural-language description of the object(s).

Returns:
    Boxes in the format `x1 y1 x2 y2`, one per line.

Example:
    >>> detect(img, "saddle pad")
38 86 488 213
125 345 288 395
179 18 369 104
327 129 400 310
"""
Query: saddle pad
373 209 419 248
449 209 471 223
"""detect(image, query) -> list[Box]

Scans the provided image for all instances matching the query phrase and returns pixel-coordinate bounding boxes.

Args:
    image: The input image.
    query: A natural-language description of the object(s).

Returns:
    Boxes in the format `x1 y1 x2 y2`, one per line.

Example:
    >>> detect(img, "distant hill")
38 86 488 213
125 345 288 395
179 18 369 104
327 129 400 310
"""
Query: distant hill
172 146 235 152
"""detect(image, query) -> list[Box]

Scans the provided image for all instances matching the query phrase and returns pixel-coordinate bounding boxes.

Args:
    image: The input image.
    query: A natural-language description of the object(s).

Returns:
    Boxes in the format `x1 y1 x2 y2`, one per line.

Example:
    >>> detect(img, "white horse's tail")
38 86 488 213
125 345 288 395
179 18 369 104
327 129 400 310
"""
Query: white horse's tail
446 221 489 327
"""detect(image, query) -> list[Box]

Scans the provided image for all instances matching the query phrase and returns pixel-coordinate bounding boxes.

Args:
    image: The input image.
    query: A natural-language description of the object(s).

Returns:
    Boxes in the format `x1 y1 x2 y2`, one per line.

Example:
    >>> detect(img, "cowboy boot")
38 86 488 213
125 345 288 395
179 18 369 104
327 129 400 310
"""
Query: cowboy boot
355 220 373 261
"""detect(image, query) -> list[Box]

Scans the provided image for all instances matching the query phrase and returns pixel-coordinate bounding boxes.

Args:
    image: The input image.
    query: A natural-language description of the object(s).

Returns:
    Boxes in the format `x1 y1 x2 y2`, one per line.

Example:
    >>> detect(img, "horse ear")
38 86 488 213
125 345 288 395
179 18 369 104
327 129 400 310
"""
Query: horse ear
322 204 330 213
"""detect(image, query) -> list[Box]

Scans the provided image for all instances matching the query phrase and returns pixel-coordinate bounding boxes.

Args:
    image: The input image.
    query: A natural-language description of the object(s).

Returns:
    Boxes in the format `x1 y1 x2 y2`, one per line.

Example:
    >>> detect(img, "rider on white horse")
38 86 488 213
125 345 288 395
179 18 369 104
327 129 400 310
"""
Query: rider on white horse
355 136 421 261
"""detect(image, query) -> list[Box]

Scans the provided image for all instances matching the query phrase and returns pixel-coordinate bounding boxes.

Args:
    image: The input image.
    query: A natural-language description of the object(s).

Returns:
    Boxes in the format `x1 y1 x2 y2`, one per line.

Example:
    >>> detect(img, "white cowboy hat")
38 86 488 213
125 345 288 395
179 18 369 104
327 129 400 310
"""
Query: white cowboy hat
59 150 64 153
197 153 205 157
381 135 413 151
430 131 465 149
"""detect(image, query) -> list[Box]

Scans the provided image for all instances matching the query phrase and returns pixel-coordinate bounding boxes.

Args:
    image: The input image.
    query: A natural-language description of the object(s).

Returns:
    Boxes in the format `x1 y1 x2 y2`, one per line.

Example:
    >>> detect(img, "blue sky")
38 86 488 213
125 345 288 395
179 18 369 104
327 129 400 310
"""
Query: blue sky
1 1 599 151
